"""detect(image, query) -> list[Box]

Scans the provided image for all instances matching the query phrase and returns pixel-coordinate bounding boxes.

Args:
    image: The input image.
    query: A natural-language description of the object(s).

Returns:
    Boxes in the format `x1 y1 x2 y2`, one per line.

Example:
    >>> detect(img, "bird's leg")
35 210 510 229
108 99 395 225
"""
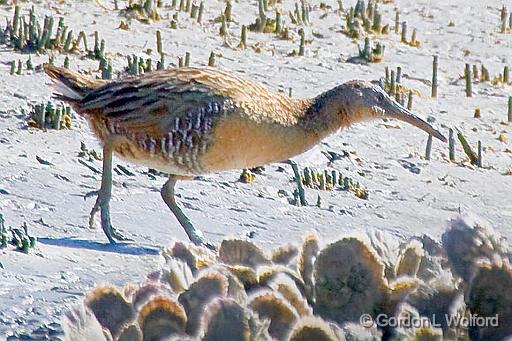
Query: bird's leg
89 144 130 243
161 175 216 250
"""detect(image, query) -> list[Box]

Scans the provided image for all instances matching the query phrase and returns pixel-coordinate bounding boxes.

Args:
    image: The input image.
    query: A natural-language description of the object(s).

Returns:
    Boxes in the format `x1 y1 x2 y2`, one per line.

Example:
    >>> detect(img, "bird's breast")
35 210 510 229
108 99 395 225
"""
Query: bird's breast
200 115 321 172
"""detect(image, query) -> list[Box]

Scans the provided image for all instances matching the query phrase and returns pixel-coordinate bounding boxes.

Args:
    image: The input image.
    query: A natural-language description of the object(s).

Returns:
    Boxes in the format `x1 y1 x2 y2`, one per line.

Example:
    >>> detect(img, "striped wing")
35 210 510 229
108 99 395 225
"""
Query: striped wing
80 69 235 137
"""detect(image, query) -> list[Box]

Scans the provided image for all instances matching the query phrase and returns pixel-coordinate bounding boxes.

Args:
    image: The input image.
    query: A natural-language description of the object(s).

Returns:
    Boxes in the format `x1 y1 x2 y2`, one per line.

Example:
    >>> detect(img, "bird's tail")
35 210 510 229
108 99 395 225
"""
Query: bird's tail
44 64 106 104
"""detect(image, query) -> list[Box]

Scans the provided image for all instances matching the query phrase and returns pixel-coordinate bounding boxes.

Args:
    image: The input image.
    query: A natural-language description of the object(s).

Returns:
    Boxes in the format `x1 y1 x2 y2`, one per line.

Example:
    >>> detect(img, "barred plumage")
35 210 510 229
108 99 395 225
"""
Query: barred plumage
44 65 446 247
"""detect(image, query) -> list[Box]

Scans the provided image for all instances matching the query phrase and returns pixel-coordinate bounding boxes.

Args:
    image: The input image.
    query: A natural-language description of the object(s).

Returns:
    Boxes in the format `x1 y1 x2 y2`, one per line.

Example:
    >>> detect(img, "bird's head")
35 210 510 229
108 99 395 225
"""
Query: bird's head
322 80 446 142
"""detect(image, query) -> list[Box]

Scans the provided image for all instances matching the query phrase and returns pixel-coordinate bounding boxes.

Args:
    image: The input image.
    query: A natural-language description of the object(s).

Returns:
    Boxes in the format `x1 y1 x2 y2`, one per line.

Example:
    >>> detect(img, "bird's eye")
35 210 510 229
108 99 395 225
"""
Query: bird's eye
376 93 385 102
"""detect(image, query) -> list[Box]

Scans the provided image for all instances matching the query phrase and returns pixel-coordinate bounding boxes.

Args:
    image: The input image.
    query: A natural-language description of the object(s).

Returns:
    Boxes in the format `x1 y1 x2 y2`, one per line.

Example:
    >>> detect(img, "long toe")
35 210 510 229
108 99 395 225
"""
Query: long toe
111 227 133 242
191 234 217 251
101 223 117 244
203 240 217 252
88 201 100 229
87 189 103 229
84 190 99 200
99 214 117 244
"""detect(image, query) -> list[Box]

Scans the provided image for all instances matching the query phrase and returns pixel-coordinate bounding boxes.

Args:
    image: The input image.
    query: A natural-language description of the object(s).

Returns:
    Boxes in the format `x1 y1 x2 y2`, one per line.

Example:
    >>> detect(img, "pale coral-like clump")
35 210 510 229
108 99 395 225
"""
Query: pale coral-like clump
137 296 187 340
392 303 443 341
219 238 270 268
466 260 512 340
63 217 512 341
63 304 110 341
199 297 270 341
313 237 388 323
248 290 299 340
395 239 425 278
286 316 339 341
84 286 135 338
442 215 509 282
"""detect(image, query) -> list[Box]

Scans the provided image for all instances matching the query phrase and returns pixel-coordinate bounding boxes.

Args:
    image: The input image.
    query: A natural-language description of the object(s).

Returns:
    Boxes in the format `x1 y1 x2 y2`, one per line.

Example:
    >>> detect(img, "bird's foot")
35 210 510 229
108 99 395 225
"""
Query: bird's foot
109 226 133 243
87 190 133 243
203 240 217 252
188 228 216 251
84 190 99 200
100 221 133 244
192 235 217 251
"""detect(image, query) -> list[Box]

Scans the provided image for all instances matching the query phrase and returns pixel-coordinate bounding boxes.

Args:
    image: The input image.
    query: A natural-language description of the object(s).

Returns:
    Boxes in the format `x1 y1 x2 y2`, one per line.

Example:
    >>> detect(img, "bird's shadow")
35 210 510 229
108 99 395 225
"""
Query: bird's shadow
38 237 160 256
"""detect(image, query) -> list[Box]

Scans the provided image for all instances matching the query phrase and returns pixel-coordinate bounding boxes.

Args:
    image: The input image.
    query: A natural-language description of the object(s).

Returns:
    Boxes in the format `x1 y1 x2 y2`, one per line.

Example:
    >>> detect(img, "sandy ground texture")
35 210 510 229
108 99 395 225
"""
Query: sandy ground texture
0 0 511 338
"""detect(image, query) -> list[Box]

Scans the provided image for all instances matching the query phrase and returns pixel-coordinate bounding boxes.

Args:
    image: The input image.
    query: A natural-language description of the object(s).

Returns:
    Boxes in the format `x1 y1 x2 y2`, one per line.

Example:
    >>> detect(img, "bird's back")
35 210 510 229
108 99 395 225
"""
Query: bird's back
79 67 302 126
47 66 313 175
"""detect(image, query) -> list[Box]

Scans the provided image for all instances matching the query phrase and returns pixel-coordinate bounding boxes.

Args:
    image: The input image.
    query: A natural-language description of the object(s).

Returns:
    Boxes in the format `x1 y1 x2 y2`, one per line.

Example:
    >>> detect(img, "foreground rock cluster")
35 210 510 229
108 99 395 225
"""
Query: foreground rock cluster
63 216 512 341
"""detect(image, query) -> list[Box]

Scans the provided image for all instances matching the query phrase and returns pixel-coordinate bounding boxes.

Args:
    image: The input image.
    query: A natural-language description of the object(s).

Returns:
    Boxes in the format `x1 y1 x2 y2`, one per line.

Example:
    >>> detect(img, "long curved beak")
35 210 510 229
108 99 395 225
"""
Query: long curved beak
385 101 447 142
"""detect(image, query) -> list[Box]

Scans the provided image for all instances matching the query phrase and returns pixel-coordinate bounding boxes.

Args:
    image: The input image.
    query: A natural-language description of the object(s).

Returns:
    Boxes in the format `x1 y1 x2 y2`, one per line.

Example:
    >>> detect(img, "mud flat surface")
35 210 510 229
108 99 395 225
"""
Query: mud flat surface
0 0 510 337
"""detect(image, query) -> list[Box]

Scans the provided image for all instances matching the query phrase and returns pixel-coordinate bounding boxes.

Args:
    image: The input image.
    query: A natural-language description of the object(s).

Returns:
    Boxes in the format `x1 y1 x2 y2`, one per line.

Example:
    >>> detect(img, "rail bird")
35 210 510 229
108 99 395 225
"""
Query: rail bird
44 65 445 248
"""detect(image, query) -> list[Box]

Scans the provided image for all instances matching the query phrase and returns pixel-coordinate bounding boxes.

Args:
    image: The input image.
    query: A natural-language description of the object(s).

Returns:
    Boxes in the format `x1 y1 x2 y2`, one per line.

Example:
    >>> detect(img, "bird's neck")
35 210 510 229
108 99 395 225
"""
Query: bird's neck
259 88 357 156
253 91 351 161
297 87 354 138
